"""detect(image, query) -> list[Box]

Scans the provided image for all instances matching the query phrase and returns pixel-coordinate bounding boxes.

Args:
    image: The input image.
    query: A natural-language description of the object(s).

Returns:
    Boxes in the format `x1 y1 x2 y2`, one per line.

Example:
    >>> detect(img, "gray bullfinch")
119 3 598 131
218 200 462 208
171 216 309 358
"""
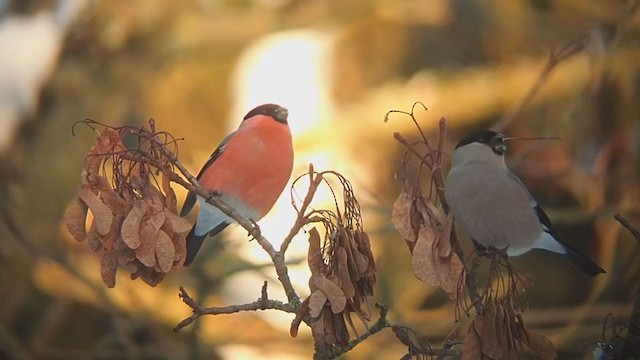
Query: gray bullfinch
445 129 605 276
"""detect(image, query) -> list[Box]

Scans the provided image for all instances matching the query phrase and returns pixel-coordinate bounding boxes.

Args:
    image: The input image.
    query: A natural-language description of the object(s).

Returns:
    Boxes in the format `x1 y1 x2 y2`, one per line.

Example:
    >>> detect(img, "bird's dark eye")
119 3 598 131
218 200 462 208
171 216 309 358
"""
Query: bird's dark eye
489 136 507 155
491 143 507 154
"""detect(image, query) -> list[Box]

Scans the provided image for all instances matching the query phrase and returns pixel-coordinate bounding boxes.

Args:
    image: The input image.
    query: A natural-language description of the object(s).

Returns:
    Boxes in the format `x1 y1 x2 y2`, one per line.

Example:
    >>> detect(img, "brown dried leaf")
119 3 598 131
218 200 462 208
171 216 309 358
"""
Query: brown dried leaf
351 245 369 276
100 250 118 288
92 175 131 217
519 327 557 359
356 231 376 275
313 274 346 314
164 211 192 236
338 227 361 285
438 253 465 299
145 185 166 212
322 307 338 346
411 227 438 285
87 221 102 252
78 186 113 236
480 302 503 359
134 266 165 287
290 297 310 338
155 230 175 273
408 207 464 298
148 209 166 231
336 247 356 299
436 212 454 257
85 128 125 176
162 171 177 213
171 232 187 265
495 304 508 353
310 310 328 346
135 221 157 267
64 196 88 241
462 321 483 360
391 191 419 250
116 247 138 273
103 209 126 251
332 312 349 347
309 289 329 318
307 227 324 275
121 200 147 249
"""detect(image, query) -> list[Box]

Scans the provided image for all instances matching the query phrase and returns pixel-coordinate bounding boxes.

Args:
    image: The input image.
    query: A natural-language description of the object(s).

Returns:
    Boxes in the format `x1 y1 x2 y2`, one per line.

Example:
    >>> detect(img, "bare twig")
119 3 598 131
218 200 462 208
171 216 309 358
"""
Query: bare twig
173 286 297 332
614 213 640 243
280 165 325 254
390 115 482 315
320 304 391 359
151 134 301 306
494 32 595 131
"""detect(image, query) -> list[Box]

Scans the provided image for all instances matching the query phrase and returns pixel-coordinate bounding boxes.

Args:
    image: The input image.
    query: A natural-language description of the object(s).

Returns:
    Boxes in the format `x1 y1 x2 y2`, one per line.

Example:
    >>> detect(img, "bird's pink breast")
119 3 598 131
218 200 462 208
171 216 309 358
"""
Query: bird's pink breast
198 115 294 219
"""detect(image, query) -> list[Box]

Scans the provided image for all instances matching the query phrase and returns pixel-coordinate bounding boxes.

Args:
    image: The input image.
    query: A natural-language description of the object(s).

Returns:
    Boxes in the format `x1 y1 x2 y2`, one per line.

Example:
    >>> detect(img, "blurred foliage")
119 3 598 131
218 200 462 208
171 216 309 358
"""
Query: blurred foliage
1 0 639 359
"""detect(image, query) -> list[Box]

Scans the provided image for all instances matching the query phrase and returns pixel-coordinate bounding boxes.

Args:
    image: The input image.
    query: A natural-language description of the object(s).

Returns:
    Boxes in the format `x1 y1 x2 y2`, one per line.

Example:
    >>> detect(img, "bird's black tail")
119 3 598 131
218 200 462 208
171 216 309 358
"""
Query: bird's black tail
183 222 231 266
564 244 606 277
184 226 207 266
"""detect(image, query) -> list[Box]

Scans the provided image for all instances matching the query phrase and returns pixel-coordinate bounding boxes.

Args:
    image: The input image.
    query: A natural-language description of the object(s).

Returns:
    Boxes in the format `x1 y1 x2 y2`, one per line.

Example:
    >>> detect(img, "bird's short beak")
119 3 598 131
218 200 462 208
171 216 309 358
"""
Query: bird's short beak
275 107 289 123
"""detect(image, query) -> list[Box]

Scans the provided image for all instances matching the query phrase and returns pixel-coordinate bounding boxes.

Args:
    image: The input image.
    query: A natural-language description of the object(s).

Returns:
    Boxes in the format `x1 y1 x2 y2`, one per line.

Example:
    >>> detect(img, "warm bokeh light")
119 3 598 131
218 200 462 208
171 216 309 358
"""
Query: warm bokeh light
1 1 638 359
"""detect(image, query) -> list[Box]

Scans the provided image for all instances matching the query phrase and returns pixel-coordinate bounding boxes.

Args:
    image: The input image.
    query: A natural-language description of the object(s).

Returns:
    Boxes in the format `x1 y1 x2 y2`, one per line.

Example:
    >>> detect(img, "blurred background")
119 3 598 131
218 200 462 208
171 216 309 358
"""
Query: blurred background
0 0 639 359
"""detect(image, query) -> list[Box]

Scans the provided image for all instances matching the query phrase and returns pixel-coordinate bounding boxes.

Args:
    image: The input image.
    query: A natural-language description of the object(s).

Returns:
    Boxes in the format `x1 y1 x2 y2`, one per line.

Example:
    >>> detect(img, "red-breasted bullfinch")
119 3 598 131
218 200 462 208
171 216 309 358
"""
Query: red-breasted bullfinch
180 103 294 266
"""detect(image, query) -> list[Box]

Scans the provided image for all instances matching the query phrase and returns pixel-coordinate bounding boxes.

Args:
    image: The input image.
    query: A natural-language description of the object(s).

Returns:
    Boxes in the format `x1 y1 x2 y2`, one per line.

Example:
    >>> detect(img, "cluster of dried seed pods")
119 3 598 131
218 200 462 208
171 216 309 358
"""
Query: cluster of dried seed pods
64 125 191 287
392 191 464 299
462 300 556 360
289 171 376 349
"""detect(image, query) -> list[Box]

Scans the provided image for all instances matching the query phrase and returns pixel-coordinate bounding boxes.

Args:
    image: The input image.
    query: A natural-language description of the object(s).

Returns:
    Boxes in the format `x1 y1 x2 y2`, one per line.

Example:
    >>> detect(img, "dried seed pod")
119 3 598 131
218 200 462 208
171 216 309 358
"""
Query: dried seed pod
308 290 329 318
87 221 102 252
313 274 346 314
100 250 119 288
78 186 112 236
135 221 158 267
121 200 147 249
289 297 310 338
155 230 175 273
336 247 356 299
64 196 88 241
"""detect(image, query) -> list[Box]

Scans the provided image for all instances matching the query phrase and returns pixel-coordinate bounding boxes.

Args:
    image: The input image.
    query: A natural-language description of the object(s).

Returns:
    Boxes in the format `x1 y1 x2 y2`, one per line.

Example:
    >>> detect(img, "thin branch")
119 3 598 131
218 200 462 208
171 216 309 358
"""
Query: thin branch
324 304 392 359
173 285 296 332
280 165 325 254
614 213 640 243
393 124 482 316
152 136 301 306
493 32 593 131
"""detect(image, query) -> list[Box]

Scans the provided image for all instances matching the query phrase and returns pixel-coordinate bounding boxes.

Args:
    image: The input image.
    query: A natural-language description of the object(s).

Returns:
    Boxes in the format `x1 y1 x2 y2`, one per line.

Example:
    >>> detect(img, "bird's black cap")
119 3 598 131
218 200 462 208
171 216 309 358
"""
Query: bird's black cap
455 129 506 155
243 103 289 124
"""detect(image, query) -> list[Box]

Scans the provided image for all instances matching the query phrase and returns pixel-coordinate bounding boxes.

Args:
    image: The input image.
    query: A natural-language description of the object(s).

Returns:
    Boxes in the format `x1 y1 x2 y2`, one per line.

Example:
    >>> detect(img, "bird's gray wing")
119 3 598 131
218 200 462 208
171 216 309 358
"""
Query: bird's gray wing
508 171 605 275
180 131 235 217
507 170 556 233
